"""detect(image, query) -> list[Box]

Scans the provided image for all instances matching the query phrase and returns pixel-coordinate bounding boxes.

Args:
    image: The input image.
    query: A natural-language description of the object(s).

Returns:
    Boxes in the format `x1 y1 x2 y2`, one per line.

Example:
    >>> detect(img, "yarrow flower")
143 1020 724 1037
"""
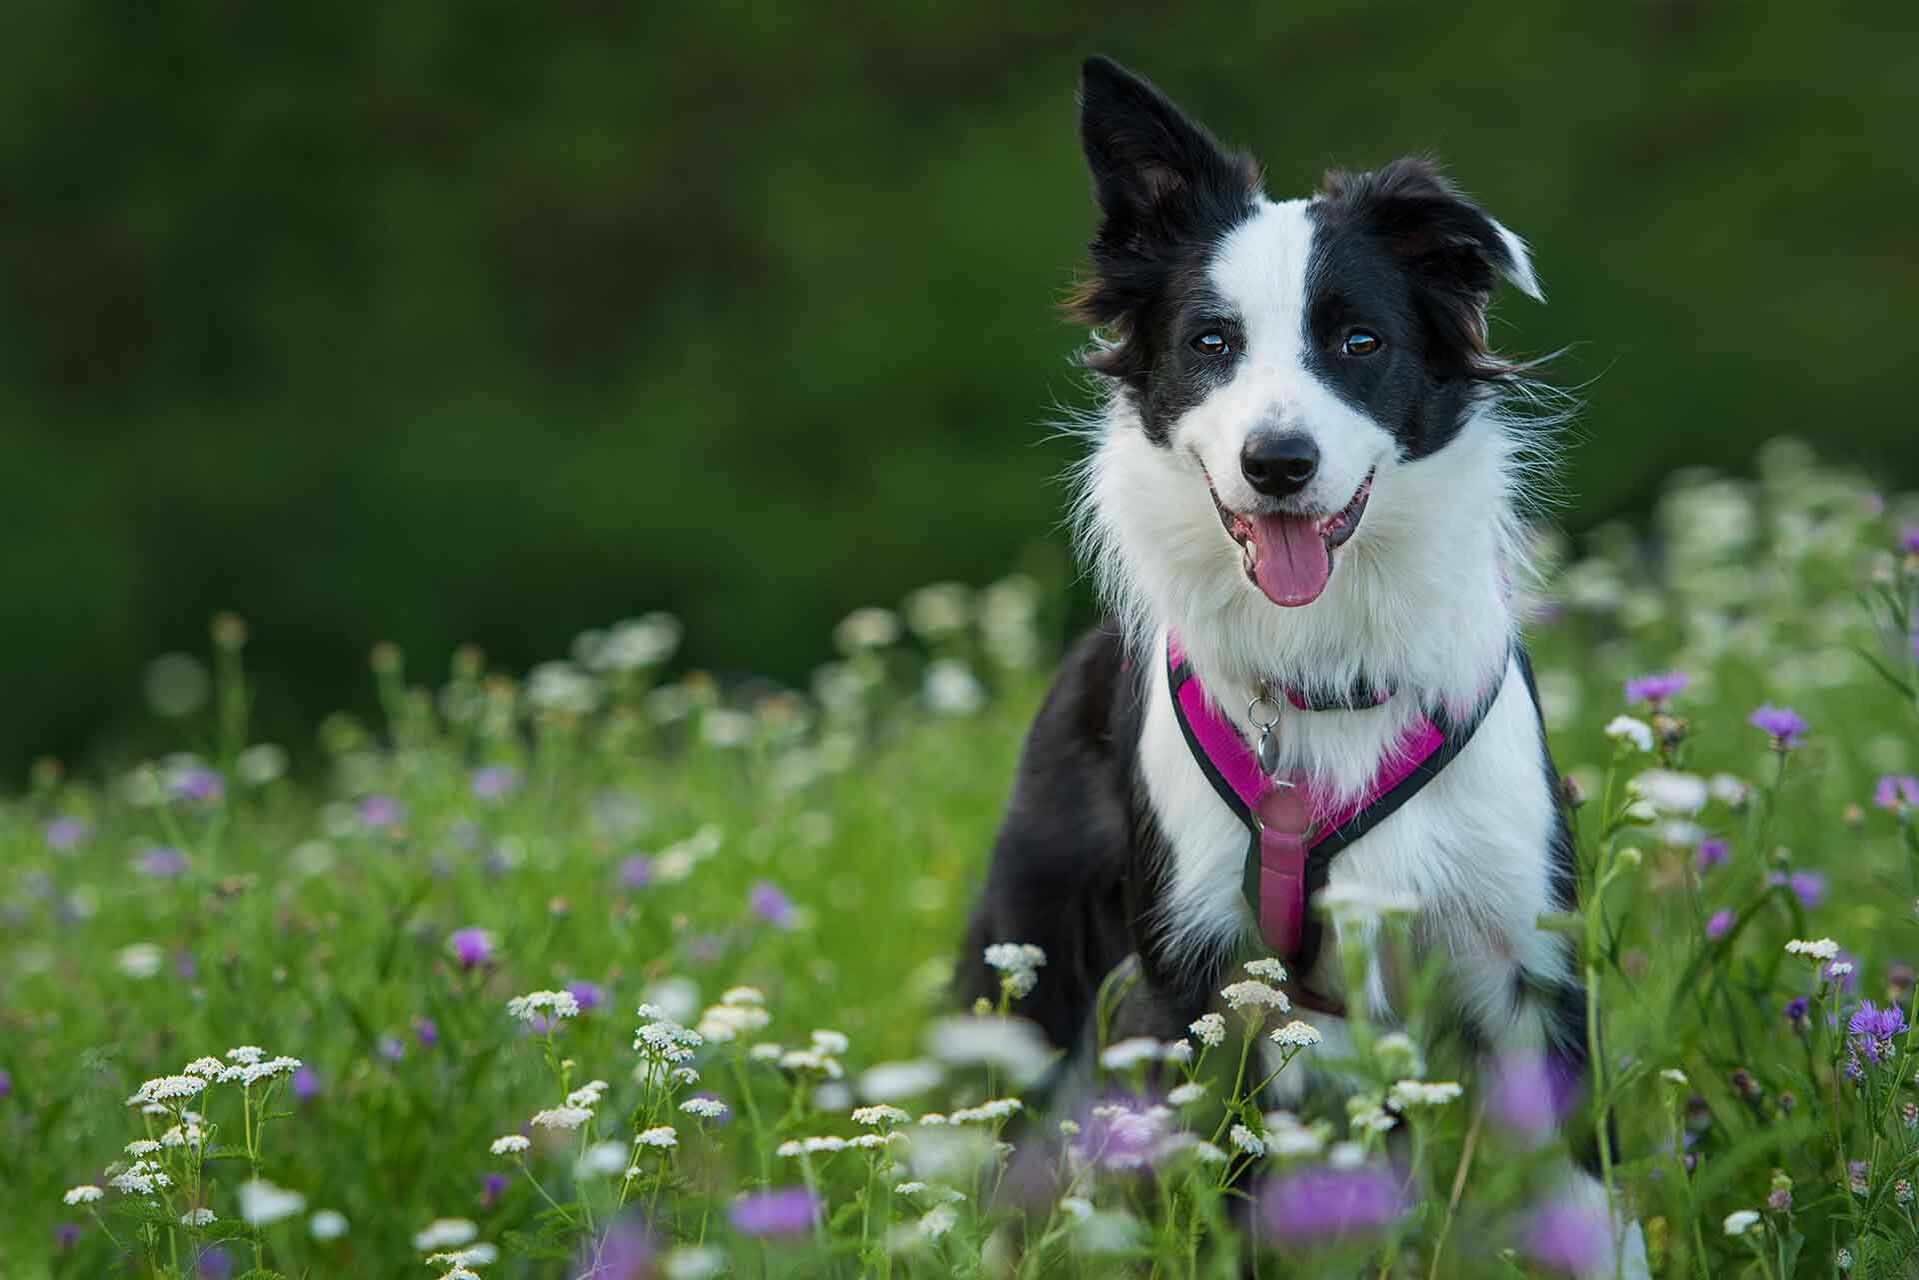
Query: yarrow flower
507 990 581 1023
635 1126 678 1149
1623 671 1688 705
1270 1021 1323 1049
109 1161 172 1196
1220 980 1290 1015
63 1185 104 1205
1387 1080 1464 1109
1723 1209 1761 1237
490 1135 531 1156
1749 704 1808 749
681 1097 730 1121
1189 1013 1227 1047
1229 1124 1266 1156
982 942 1047 999
1785 938 1840 962
126 1074 209 1107
530 1106 593 1131
1243 957 1288 981
851 1104 909 1128
180 1208 217 1227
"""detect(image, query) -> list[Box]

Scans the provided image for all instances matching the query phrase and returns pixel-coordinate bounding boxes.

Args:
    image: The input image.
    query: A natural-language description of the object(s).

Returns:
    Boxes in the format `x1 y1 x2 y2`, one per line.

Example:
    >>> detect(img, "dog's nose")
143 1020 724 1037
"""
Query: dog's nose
1240 431 1319 498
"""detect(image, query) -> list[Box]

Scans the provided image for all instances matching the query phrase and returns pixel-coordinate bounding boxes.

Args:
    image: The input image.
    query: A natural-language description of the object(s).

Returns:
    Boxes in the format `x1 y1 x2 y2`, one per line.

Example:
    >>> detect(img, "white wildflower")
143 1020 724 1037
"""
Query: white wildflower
64 1185 104 1204
1327 1140 1367 1168
226 1045 266 1065
1229 1124 1266 1156
116 943 164 979
719 985 765 1006
1189 1013 1227 1047
126 1074 209 1107
529 1106 593 1131
850 1132 897 1149
662 1246 726 1280
1785 938 1840 962
949 1098 1023 1124
309 1209 350 1240
778 1048 844 1079
982 942 1047 998
182 1057 226 1078
1098 1037 1164 1071
1059 1196 1094 1221
801 1136 848 1154
237 1179 306 1225
775 1140 804 1157
565 1080 608 1109
425 1246 498 1268
1220 980 1290 1014
1605 715 1654 753
681 1096 729 1121
858 1058 944 1101
811 1029 850 1055
1190 1141 1229 1164
576 1141 629 1177
108 1161 171 1195
1660 1068 1690 1086
1168 1082 1208 1106
125 1139 161 1157
1389 1080 1464 1109
1269 1021 1323 1049
919 1204 959 1239
1373 1032 1425 1079
747 1043 784 1064
489 1134 531 1156
634 1126 678 1149
180 1208 217 1227
1346 1094 1397 1136
924 659 987 716
852 1104 910 1128
412 1218 479 1250
923 1015 1054 1087
1243 957 1288 981
506 990 580 1023
1723 1209 1761 1237
1629 770 1709 816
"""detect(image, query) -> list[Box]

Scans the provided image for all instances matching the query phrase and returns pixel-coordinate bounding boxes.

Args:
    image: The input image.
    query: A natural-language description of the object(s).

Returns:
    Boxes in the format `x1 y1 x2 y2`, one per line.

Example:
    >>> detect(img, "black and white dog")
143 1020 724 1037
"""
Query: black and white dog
961 57 1644 1272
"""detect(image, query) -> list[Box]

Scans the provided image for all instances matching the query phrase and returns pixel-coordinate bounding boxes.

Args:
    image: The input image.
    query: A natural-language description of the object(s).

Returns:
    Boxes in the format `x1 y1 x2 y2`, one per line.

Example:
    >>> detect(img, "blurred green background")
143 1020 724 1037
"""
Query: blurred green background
3 1 1914 778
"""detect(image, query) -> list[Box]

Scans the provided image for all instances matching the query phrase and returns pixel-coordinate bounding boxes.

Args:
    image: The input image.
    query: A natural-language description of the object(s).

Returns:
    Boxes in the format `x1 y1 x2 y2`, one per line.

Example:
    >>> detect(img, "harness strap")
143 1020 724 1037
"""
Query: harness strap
1165 631 1510 976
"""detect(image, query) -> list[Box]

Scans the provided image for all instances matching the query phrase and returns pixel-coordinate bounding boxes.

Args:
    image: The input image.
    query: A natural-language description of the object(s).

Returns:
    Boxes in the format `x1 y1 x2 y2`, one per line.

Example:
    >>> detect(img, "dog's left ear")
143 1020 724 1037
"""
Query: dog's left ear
1322 157 1542 304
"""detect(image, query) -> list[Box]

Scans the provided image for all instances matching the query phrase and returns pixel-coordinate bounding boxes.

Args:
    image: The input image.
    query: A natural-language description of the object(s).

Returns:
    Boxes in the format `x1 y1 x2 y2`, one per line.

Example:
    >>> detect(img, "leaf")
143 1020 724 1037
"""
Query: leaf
1851 644 1916 699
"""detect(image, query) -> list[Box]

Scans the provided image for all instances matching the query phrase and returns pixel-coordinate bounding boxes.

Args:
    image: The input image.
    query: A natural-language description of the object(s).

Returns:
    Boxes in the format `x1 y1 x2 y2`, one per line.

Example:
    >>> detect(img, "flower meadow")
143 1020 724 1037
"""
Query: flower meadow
6 438 1919 1279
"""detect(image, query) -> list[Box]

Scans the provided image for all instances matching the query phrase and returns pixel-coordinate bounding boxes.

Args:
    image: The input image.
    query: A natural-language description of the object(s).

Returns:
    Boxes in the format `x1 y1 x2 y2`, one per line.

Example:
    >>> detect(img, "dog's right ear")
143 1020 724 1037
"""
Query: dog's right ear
1074 56 1260 327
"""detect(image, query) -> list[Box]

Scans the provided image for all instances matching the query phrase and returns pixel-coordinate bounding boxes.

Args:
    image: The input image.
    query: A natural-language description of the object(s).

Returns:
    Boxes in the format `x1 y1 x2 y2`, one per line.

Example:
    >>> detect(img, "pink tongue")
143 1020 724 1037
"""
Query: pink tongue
1250 513 1331 607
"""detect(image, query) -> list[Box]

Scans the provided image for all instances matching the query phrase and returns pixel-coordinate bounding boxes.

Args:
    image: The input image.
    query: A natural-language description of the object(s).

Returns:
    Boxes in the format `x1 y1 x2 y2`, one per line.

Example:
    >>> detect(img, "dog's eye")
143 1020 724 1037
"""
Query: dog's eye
1342 329 1381 357
1191 332 1231 357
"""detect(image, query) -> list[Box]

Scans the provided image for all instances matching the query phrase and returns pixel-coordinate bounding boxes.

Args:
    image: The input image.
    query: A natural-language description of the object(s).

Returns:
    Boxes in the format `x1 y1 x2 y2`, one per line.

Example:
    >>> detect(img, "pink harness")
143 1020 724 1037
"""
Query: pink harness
1165 631 1509 978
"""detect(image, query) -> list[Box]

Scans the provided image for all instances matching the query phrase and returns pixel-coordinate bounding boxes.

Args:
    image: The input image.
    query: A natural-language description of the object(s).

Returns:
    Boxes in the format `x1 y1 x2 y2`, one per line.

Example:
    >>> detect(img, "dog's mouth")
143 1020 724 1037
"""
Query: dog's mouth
1207 468 1374 608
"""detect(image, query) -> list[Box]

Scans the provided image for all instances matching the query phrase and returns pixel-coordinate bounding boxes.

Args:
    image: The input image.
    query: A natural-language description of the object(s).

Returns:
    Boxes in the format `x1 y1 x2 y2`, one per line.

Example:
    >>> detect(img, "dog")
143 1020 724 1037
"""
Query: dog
960 56 1646 1274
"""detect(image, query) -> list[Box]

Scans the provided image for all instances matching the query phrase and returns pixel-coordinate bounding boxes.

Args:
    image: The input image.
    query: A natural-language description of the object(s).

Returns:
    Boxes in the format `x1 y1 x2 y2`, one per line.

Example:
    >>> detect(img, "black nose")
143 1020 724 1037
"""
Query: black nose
1240 431 1319 498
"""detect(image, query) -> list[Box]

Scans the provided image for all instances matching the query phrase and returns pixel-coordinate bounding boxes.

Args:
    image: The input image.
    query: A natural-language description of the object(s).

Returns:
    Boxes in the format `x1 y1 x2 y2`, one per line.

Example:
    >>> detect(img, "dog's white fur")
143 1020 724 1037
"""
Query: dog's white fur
1070 196 1648 1277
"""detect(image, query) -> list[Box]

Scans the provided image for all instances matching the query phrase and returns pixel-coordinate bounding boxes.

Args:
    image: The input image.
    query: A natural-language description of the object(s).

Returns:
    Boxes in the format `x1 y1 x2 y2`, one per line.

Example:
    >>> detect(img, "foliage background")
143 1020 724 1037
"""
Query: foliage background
3 1 1916 773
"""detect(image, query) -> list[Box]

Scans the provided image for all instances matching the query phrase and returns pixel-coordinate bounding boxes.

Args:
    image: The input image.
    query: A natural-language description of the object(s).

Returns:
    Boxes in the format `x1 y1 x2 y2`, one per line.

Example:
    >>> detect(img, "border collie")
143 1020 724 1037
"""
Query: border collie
960 57 1646 1274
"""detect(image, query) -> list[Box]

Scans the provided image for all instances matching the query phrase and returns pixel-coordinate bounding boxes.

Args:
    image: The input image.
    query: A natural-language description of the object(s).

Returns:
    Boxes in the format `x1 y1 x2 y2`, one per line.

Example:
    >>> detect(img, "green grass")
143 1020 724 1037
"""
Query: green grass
4 439 1918 1278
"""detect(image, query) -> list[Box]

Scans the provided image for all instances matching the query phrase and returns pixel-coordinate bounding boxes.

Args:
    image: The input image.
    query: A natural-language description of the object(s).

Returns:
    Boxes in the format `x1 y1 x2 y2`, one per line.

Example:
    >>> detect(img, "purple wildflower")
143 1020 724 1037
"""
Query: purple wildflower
170 766 226 804
1748 704 1808 749
415 1018 439 1049
579 1216 655 1279
292 1065 321 1102
43 817 90 850
1487 1053 1577 1139
1822 951 1859 994
378 1034 406 1063
616 855 656 891
1262 1165 1404 1243
1695 838 1729 871
471 765 521 801
1520 1195 1609 1275
55 1223 81 1251
198 1244 233 1280
1706 909 1734 940
1790 872 1826 909
566 980 607 1013
1846 1001 1908 1079
0 1068 10 1098
138 846 188 878
1874 775 1919 811
730 1187 819 1237
748 881 797 929
175 949 198 981
448 927 496 970
480 1172 509 1208
1784 996 1811 1033
358 794 404 830
1623 672 1688 706
1902 524 1919 555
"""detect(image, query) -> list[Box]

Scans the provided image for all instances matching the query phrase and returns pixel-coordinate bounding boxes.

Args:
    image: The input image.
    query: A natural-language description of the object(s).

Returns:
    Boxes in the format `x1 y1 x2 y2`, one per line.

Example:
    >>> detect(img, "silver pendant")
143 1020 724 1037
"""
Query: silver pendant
1248 692 1283 779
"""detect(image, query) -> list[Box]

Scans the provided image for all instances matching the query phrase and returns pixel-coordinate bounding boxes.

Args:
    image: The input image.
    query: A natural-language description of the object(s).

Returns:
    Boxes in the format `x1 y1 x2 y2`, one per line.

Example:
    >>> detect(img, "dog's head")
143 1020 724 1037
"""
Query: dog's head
1070 56 1542 612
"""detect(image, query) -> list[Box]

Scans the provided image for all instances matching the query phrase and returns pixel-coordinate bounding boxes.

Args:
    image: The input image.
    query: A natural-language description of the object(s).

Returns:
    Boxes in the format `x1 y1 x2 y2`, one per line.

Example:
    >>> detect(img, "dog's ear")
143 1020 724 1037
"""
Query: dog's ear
1073 56 1260 328
1319 157 1541 377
